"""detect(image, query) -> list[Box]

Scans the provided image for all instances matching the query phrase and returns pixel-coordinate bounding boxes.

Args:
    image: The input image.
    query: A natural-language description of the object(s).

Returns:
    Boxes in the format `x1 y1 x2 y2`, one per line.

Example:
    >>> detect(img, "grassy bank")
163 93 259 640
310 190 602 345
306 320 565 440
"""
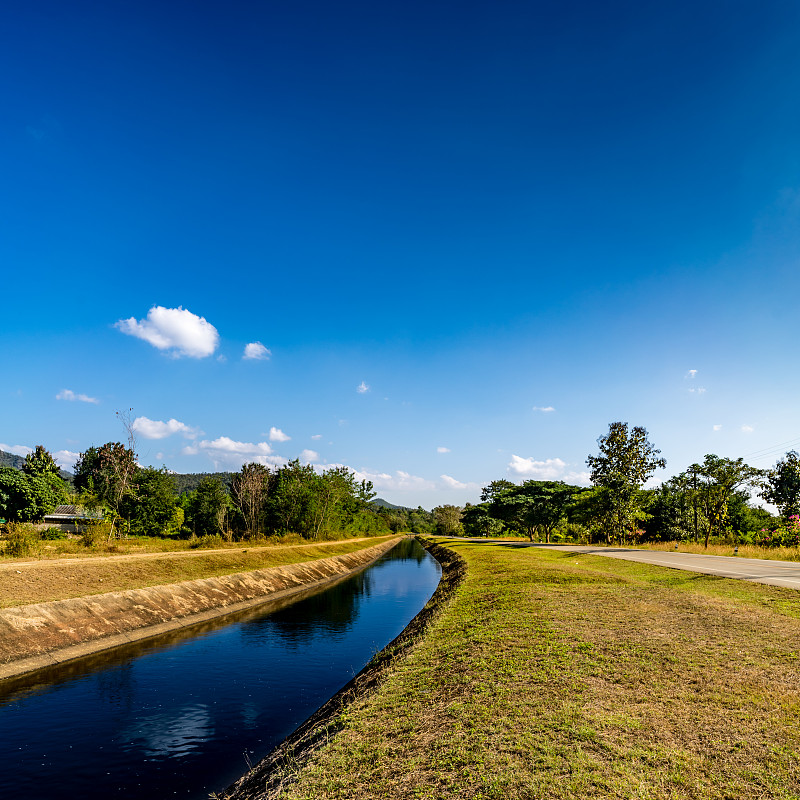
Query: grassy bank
0 535 399 608
275 537 800 800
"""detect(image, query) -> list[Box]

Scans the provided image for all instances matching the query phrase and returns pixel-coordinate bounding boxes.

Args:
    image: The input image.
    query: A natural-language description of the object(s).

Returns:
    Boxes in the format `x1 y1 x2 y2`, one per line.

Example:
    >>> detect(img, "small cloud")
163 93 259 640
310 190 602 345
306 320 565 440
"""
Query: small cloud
181 445 199 456
56 389 99 405
115 306 219 358
0 443 33 457
311 434 322 440
155 452 164 461
532 406 555 413
713 424 722 431
52 449 80 471
741 425 754 433
195 437 285 469
440 474 466 489
437 446 451 454
132 416 201 440
243 342 271 361
217 354 227 363
507 454 590 485
356 381 370 394
268 426 291 442
687 369 698 379
688 387 707 394
299 449 319 463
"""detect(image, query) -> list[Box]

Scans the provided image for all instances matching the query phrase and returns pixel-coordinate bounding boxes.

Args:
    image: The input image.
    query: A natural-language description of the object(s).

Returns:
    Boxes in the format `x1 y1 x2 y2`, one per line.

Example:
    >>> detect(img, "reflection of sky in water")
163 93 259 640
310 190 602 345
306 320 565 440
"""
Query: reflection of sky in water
118 704 213 758
0 539 441 800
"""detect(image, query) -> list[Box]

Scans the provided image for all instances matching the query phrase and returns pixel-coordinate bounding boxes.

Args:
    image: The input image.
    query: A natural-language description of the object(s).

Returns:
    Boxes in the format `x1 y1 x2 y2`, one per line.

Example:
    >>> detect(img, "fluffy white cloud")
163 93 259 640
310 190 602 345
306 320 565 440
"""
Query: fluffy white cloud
243 341 271 360
53 449 80 471
0 443 33 457
741 425 754 433
132 416 201 440
268 427 291 442
356 381 370 394
194 437 286 469
687 369 698 378
441 474 481 491
508 455 590 484
324 466 435 493
56 389 99 404
437 446 451 453
299 449 319 463
115 306 219 358
311 434 322 440
532 406 555 413
713 424 722 431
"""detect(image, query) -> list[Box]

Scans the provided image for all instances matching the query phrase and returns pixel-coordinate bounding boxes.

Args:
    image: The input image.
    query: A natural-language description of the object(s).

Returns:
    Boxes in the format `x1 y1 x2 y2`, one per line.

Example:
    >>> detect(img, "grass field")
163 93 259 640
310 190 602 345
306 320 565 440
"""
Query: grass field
0 535 398 608
277 537 800 800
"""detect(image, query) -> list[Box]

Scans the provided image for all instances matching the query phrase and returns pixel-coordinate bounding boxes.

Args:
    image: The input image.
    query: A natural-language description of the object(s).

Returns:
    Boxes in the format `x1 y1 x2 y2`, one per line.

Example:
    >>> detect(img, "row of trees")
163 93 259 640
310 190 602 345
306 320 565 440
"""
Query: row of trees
435 423 799 548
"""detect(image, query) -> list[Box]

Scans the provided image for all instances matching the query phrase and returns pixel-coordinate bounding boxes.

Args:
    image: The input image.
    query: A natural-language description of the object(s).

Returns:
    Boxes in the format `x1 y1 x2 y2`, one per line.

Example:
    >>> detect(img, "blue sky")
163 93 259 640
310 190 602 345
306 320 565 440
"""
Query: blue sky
3 0 800 507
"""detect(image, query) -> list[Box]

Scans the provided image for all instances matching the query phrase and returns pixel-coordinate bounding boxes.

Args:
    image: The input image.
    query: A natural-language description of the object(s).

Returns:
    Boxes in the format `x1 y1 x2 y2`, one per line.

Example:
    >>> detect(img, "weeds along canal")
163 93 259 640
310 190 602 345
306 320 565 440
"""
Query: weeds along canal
0 537 441 800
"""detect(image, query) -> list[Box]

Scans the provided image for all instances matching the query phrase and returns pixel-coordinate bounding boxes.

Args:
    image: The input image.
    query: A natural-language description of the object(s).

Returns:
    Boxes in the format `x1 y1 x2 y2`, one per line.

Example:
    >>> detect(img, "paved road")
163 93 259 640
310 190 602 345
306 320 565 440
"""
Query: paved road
531 544 800 591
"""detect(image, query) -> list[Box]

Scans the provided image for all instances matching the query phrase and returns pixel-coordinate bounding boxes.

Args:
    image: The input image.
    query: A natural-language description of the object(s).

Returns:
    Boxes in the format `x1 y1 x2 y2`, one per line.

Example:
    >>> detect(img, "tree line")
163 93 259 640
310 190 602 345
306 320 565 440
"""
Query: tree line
432 422 798 548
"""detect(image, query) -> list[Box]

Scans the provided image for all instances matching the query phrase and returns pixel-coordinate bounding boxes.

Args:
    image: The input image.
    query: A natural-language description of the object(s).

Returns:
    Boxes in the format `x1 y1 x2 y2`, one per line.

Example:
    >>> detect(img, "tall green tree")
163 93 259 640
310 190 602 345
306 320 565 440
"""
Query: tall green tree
761 451 800 520
231 463 272 538
688 455 764 548
123 467 182 536
489 480 578 542
185 477 231 537
0 467 68 522
586 422 666 544
22 445 61 478
432 504 463 536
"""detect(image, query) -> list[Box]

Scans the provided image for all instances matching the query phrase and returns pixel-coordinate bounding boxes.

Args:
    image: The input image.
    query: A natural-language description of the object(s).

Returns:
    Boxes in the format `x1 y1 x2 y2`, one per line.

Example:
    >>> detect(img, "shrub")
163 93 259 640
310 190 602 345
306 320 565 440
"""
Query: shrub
81 520 112 548
188 533 225 549
754 515 800 548
40 527 69 540
4 523 41 557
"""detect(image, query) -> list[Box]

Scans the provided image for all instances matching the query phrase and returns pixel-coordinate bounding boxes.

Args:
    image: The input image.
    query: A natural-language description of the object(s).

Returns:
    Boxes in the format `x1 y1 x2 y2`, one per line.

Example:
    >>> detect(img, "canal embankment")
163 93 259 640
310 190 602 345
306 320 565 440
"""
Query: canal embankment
0 535 403 680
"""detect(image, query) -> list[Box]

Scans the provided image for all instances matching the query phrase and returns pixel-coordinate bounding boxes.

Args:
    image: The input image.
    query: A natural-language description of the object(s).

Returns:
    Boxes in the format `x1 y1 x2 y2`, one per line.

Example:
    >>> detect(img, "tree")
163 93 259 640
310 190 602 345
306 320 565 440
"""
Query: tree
586 422 666 544
22 445 61 478
432 504 463 536
231 463 272 538
461 503 505 537
185 477 231 537
73 442 138 535
761 451 800 520
489 481 578 542
123 467 181 537
688 455 764 548
480 479 516 502
0 467 68 522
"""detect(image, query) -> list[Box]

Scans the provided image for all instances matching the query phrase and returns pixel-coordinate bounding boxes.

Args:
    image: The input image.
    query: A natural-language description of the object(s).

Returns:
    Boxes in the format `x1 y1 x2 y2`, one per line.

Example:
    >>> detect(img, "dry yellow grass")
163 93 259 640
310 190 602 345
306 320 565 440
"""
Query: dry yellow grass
0 536 397 608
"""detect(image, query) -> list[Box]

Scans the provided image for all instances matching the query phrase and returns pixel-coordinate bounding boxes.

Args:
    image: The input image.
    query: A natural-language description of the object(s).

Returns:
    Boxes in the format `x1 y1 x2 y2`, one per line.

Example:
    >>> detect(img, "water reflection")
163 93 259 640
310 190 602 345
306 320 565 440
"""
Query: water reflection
0 538 441 800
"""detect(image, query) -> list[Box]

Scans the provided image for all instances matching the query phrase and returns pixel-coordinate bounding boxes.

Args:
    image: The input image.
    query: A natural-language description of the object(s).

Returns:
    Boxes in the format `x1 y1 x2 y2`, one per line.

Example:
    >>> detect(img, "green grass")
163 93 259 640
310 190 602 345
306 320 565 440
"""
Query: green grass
278 538 800 800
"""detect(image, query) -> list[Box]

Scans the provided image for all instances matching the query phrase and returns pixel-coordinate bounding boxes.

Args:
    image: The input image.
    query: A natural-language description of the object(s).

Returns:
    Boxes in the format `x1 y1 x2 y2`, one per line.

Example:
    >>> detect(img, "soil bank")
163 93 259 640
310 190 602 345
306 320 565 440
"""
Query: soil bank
0 536 403 681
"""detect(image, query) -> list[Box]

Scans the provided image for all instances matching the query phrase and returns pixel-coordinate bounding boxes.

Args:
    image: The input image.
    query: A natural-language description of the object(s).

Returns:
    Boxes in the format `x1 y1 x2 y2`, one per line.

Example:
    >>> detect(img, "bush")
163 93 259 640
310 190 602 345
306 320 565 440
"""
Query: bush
188 533 225 549
81 520 112 548
4 523 41 557
754 515 800 548
40 527 69 540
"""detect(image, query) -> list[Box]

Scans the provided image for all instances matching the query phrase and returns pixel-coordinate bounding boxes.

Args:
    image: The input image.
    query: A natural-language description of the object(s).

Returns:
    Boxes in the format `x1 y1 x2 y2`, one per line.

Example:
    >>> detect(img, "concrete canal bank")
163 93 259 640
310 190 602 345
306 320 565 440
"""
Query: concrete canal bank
0 536 402 681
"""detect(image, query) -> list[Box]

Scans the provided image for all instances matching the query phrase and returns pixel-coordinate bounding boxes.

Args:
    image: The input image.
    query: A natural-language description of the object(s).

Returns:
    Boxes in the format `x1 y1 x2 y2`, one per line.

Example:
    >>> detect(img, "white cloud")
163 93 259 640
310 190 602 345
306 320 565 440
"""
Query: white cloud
300 449 319 463
115 306 219 358
439 473 480 491
508 455 590 484
52 449 80 471
268 426 291 442
741 425 755 433
687 369 698 378
713 424 723 431
56 389 99 405
329 466 436 493
243 341 271 361
194 437 286 469
311 434 322 440
0 443 33 457
688 387 707 394
532 406 555 413
132 416 201 440
356 381 370 394
437 446 451 453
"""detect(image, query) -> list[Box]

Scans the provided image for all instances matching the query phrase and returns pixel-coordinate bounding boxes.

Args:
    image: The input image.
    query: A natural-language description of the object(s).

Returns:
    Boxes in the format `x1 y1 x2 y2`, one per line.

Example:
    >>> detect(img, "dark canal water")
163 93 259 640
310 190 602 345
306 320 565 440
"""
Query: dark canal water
0 538 440 800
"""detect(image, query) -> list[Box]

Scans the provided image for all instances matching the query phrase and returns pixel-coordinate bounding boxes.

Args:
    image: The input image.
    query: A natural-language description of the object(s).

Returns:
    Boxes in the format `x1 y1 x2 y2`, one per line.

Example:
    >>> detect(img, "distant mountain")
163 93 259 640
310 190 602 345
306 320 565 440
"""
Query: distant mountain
370 497 411 511
0 448 73 483
0 449 26 470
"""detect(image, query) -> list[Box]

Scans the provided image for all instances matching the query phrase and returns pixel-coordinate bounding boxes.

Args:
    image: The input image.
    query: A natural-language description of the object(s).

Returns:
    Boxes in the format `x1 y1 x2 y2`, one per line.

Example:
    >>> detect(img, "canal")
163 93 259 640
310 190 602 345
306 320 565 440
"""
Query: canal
0 537 441 800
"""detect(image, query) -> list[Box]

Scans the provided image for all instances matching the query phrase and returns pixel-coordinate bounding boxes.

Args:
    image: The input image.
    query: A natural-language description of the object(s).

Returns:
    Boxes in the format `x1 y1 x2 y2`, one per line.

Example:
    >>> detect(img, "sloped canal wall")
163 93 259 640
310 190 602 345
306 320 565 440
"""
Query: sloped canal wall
0 537 401 680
